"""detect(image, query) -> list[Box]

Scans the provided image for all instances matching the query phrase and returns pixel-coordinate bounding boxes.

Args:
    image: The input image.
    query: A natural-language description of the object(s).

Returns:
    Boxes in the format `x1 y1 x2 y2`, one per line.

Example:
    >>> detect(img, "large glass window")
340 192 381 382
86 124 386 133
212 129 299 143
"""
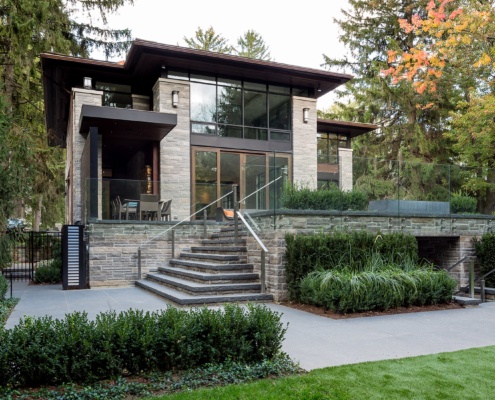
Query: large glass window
192 148 291 217
184 73 293 143
244 90 267 128
317 133 347 164
268 94 291 130
190 82 216 122
217 86 242 125
95 82 131 108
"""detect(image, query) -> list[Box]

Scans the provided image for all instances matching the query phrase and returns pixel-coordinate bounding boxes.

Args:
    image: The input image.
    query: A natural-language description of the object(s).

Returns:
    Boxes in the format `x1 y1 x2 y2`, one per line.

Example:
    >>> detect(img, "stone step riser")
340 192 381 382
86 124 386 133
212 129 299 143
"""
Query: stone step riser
169 260 253 273
158 267 258 284
190 246 247 254
179 253 244 264
146 276 262 296
136 280 273 306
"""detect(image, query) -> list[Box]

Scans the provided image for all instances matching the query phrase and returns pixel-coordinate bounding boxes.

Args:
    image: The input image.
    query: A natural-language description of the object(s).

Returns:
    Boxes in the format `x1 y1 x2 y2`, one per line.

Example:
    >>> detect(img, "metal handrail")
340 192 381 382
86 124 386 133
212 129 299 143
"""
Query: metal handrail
236 212 268 253
140 190 234 248
236 211 268 293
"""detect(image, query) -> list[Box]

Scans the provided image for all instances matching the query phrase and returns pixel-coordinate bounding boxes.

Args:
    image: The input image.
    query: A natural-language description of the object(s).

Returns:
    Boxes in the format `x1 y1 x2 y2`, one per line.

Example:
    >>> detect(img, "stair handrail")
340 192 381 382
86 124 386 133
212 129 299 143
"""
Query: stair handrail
236 210 268 293
238 175 283 205
139 189 234 249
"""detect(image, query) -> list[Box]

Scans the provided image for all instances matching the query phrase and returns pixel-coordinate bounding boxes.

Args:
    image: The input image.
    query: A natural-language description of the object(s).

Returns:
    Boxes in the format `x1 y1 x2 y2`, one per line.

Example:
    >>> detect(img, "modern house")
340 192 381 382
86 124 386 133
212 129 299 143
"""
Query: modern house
41 39 377 224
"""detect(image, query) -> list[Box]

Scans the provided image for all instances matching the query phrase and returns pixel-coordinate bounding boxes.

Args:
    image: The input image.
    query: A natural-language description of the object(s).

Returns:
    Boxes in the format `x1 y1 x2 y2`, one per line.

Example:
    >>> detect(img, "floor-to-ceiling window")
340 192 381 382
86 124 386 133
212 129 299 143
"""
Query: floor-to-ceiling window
192 148 291 219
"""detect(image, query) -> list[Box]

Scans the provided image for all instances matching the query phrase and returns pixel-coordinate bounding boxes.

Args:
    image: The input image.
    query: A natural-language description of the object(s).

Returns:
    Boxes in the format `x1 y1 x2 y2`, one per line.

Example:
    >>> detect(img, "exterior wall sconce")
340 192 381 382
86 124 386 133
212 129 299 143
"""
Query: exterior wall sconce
172 90 179 108
303 108 309 123
83 77 92 89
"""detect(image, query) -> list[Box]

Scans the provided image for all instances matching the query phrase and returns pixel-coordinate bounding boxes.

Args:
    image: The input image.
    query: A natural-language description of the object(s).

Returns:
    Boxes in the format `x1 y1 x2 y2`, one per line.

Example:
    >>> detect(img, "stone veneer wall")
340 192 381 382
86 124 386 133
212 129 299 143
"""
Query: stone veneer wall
86 212 493 298
70 88 103 223
153 78 191 220
292 96 317 188
338 148 353 191
87 221 222 287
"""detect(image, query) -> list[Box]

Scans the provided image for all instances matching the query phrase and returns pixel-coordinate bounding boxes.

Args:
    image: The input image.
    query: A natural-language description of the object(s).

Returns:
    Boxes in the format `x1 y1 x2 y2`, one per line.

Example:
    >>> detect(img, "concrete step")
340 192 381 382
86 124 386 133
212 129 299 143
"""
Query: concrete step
136 279 273 306
179 252 244 264
146 273 262 295
170 258 253 273
453 296 482 306
158 266 258 283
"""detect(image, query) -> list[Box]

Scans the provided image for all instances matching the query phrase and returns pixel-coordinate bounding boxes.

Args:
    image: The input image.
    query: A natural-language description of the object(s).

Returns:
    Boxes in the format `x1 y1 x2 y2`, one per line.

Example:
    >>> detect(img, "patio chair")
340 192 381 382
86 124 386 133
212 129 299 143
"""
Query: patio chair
159 199 172 221
139 194 160 220
115 196 138 220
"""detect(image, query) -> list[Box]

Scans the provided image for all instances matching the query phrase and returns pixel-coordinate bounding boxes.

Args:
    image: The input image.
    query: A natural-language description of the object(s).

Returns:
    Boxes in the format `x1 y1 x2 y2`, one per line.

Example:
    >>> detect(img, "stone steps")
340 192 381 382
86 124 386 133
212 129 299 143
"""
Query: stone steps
136 280 272 306
136 223 272 306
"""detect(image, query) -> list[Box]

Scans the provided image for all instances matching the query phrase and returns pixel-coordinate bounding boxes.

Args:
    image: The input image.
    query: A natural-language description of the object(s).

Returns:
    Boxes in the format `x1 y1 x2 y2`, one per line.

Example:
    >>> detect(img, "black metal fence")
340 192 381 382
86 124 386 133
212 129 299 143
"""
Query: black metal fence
0 230 62 283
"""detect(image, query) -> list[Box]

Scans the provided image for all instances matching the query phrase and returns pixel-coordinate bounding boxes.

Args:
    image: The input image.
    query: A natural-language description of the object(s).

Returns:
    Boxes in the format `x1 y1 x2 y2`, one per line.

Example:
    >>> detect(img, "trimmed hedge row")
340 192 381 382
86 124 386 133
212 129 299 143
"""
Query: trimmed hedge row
285 231 418 301
300 268 457 314
280 184 368 211
0 304 287 388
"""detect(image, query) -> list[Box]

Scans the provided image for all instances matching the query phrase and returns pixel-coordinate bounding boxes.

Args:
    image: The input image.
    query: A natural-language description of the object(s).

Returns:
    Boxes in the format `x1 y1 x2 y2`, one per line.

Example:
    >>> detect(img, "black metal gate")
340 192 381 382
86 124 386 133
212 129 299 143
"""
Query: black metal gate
0 231 62 282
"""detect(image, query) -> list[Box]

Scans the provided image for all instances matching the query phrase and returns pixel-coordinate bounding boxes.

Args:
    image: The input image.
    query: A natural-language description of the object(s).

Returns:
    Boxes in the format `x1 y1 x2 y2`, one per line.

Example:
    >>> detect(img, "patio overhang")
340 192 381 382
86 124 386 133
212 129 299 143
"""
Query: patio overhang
79 105 177 141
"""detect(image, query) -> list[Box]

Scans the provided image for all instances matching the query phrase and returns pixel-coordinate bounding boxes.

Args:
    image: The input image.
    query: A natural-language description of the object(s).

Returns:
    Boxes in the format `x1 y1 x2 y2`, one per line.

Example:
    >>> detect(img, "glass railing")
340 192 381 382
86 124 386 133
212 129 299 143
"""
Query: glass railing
83 157 495 224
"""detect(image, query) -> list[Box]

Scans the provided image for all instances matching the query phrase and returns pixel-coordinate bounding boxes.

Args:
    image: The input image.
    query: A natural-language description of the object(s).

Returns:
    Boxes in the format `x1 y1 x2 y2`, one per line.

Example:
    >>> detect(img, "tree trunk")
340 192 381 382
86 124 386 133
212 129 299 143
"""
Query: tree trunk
33 195 43 231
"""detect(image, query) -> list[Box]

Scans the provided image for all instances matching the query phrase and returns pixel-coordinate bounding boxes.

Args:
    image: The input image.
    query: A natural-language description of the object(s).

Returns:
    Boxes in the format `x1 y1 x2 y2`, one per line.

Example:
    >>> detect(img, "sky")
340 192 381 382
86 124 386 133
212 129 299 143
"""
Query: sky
91 0 351 110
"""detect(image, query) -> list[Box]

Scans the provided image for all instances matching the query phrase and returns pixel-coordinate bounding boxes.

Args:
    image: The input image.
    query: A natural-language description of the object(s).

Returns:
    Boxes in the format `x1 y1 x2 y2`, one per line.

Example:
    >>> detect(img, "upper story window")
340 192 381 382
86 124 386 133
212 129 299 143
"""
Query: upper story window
95 82 132 108
317 133 348 164
169 70 296 142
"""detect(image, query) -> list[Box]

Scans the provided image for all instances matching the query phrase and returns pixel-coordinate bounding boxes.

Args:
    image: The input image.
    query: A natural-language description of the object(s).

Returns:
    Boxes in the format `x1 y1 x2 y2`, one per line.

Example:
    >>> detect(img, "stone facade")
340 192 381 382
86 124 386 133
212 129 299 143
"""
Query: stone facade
87 221 221 287
292 96 317 188
153 78 191 220
338 148 353 191
69 88 103 223
86 211 494 298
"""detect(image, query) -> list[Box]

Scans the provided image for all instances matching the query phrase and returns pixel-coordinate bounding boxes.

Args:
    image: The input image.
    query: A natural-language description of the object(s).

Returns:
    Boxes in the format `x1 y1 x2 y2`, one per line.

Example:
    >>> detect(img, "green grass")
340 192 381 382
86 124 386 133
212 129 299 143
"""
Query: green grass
150 346 495 400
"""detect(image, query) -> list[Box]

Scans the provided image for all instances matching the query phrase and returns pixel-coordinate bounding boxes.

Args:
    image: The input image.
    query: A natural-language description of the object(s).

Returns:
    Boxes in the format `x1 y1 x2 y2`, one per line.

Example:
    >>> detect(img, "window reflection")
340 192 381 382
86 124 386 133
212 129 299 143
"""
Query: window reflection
190 82 216 122
217 86 242 125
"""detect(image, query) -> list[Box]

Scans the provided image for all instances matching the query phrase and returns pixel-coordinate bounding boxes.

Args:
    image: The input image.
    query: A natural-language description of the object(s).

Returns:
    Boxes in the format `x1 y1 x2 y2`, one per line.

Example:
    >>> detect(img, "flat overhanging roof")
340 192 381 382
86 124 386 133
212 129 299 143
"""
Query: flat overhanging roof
42 39 353 146
317 119 378 139
79 105 177 141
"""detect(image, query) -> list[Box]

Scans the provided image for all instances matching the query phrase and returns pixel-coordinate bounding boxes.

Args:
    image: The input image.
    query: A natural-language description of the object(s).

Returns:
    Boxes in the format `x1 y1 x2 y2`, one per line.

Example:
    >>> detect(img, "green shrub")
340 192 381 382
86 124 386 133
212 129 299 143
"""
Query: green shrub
285 231 418 301
281 183 368 211
473 233 495 287
0 303 287 388
451 194 477 214
34 260 62 284
300 267 456 314
0 274 7 299
0 235 12 270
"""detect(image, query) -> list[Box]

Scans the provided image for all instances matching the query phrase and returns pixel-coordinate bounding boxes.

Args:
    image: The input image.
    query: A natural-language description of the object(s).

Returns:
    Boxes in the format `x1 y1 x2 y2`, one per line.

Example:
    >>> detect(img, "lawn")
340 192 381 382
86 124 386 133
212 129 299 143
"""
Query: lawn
151 345 495 400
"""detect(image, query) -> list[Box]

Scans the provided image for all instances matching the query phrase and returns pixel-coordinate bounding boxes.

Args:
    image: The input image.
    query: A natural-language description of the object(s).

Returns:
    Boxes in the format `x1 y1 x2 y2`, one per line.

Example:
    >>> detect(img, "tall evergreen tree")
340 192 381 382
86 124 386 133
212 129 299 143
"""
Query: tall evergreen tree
0 0 133 230
233 30 271 60
183 26 231 53
322 0 462 164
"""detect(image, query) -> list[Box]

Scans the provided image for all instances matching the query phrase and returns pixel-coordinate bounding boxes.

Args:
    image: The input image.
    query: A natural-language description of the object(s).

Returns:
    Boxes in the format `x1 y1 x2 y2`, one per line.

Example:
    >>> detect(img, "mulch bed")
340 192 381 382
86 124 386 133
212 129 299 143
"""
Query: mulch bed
280 301 463 319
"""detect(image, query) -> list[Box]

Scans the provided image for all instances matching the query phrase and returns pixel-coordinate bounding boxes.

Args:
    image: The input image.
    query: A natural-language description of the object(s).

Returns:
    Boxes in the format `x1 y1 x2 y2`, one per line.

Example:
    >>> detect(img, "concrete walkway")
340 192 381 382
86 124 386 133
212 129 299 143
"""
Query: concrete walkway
6 281 495 371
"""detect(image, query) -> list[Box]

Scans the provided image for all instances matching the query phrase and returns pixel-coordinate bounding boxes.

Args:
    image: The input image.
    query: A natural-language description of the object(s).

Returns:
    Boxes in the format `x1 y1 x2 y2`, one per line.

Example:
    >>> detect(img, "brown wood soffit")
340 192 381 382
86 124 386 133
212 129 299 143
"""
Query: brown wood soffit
79 105 177 141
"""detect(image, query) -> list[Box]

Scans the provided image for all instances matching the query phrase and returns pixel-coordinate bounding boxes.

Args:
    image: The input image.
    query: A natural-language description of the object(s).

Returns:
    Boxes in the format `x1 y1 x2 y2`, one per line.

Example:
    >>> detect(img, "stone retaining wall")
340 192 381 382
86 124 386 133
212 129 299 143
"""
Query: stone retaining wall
86 212 494 299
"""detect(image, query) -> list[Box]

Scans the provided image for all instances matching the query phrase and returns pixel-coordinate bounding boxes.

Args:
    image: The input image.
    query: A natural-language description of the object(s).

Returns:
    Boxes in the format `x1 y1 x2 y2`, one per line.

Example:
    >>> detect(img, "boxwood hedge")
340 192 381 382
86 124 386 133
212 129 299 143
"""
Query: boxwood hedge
0 304 287 388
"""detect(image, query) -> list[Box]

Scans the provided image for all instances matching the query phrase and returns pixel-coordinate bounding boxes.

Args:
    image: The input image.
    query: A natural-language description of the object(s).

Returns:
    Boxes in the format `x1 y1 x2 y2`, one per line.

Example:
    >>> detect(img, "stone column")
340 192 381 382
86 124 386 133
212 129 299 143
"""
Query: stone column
153 78 191 220
292 96 317 189
71 88 102 223
339 147 353 191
